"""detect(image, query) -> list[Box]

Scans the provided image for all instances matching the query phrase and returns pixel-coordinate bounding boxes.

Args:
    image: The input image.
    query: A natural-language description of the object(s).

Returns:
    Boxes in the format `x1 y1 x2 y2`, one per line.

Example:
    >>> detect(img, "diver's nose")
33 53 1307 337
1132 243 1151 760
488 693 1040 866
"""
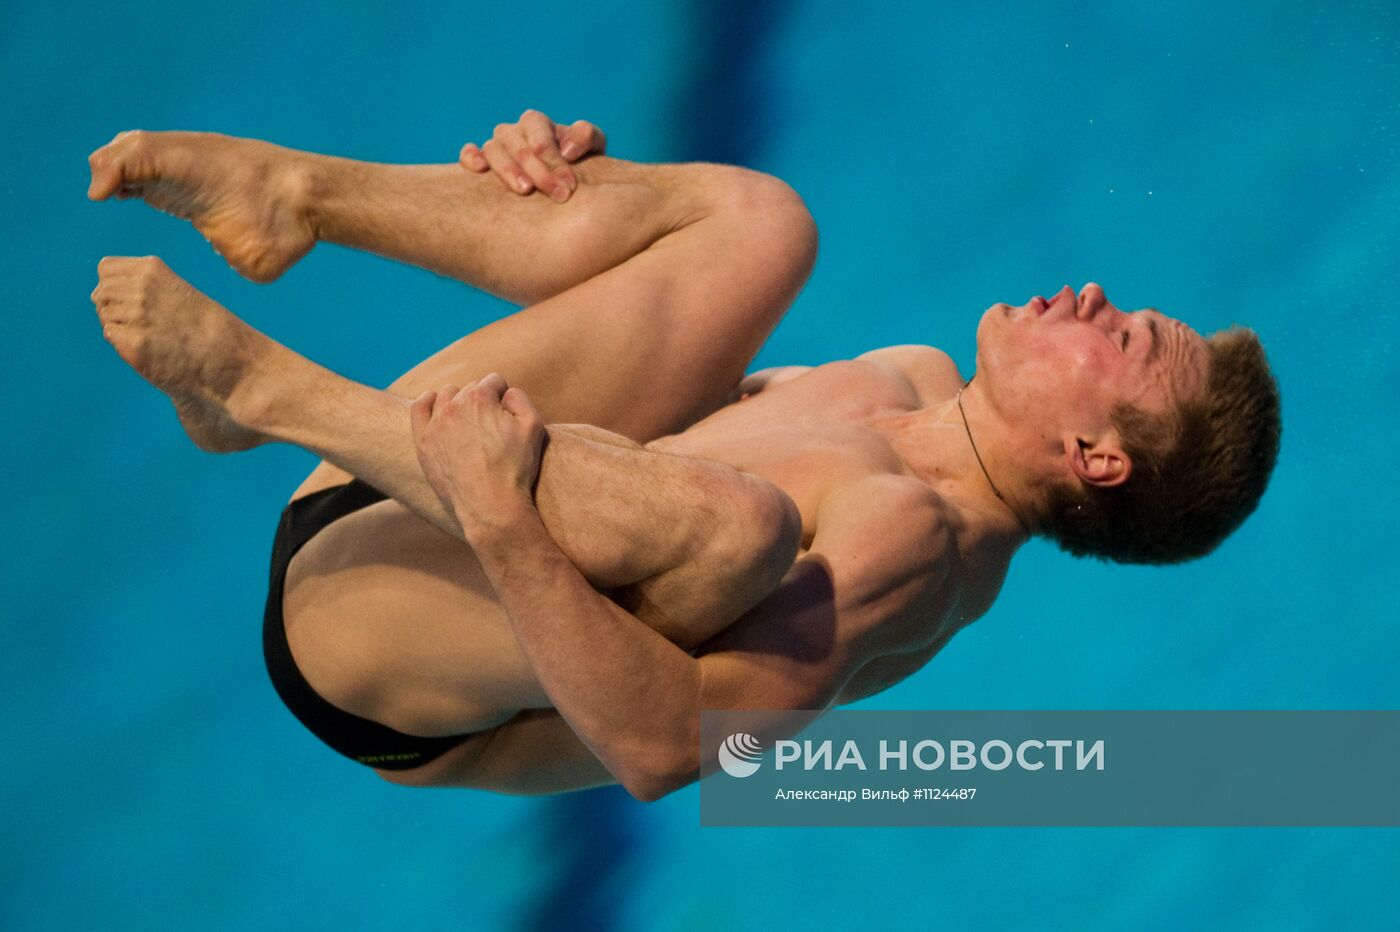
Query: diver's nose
1078 282 1107 320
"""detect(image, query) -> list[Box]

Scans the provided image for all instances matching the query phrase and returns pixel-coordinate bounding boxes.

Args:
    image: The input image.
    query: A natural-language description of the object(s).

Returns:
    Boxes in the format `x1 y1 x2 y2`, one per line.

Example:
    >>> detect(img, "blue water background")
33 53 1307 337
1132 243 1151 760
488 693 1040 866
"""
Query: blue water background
2 1 1397 928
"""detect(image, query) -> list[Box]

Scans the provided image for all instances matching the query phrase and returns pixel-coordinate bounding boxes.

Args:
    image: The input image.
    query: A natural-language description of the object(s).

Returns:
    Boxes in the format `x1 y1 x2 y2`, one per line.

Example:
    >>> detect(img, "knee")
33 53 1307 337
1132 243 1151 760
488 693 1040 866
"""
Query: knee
716 169 819 290
707 476 803 597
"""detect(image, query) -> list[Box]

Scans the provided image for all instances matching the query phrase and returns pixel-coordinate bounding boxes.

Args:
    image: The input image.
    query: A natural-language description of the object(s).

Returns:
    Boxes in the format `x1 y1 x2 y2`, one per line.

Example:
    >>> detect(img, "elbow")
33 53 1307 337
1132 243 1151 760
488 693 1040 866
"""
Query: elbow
619 748 698 803
622 774 677 804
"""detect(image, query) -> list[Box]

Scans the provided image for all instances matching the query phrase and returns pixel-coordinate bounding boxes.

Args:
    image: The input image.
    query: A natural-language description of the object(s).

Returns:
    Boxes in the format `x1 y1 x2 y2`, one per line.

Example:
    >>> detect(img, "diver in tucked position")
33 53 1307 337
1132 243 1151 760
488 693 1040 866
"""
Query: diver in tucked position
87 110 1280 799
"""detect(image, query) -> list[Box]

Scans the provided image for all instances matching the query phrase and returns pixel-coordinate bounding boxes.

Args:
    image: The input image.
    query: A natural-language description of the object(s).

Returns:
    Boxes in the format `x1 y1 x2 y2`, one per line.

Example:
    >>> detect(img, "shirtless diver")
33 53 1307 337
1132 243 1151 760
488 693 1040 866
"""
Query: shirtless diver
87 110 1281 800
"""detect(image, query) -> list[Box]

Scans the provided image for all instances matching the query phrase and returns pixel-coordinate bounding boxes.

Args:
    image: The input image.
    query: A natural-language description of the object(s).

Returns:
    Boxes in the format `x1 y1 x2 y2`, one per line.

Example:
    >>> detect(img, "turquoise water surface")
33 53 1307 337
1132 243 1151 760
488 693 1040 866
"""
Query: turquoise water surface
3 1 1397 928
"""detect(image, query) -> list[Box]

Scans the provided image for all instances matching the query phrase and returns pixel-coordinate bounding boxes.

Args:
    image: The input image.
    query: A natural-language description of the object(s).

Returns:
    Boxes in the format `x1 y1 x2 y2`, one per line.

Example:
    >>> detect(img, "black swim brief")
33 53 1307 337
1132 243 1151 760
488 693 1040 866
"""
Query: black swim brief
262 480 476 770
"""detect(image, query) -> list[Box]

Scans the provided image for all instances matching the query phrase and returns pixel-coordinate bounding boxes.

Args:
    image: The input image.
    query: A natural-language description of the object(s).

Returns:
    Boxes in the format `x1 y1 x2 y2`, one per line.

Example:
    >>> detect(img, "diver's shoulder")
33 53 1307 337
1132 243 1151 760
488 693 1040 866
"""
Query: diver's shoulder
855 344 964 398
830 473 956 561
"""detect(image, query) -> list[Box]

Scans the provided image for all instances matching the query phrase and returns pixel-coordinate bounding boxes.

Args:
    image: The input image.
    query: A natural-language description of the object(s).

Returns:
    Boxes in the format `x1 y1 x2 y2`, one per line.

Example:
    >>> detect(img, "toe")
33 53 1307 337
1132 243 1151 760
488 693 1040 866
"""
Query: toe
87 131 153 200
87 150 124 201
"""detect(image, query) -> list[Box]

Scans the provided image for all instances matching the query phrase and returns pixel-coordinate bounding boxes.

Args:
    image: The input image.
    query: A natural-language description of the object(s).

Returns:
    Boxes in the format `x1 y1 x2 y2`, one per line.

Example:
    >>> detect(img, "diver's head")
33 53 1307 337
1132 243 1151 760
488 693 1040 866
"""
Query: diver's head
972 283 1281 564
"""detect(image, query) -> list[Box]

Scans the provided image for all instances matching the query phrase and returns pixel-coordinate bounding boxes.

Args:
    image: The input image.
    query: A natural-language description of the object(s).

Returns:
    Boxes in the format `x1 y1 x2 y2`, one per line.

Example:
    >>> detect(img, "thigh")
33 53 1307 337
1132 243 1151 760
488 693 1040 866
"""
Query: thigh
377 707 616 793
379 189 811 443
283 499 549 736
294 208 808 499
292 314 752 500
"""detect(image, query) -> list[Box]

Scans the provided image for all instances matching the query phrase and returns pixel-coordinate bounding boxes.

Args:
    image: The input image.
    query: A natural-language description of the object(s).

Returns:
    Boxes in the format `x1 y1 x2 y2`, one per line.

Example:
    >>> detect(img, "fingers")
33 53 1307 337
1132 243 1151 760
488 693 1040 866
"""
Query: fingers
431 384 460 420
414 375 514 432
464 110 582 202
459 141 488 173
480 129 536 196
557 120 607 161
516 110 575 201
472 372 508 402
409 390 437 438
483 114 573 203
500 386 541 423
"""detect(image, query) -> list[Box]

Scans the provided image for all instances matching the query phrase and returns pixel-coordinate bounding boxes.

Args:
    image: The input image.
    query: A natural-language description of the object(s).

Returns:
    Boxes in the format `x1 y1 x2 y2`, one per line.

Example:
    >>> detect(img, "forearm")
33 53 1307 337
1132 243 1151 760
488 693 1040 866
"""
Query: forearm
467 504 701 801
302 152 743 306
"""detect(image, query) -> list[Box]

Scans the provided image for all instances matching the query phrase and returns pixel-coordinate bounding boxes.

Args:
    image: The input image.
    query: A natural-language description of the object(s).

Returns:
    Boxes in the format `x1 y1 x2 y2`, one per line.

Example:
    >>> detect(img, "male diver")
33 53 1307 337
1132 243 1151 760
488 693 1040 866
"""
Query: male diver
87 110 1280 800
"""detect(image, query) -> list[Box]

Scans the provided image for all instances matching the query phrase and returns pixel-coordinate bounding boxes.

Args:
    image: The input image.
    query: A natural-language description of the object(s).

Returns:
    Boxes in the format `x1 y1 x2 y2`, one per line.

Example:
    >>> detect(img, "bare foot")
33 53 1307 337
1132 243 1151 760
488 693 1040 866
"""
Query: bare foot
88 131 316 283
92 256 271 452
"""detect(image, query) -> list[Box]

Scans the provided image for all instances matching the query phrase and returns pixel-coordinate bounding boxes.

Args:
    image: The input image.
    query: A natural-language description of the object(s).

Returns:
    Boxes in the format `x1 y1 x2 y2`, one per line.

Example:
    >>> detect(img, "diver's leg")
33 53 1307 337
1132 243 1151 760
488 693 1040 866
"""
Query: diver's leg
89 132 815 463
87 130 807 306
92 254 798 641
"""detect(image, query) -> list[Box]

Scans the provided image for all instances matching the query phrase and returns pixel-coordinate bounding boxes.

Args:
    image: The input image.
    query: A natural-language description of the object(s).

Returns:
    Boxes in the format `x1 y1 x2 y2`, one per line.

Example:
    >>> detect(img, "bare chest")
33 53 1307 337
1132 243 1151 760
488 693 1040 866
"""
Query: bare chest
647 361 920 538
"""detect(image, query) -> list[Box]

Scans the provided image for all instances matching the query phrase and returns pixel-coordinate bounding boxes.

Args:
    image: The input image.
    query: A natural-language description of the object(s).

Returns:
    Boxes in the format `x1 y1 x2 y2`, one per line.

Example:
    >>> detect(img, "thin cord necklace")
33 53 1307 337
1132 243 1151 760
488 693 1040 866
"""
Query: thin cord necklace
956 379 1029 533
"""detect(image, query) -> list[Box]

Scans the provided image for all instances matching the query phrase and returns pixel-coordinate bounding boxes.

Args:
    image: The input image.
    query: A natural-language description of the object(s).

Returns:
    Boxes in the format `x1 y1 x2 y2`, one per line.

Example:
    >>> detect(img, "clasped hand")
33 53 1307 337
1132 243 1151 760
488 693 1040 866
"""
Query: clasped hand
459 108 606 203
409 373 546 536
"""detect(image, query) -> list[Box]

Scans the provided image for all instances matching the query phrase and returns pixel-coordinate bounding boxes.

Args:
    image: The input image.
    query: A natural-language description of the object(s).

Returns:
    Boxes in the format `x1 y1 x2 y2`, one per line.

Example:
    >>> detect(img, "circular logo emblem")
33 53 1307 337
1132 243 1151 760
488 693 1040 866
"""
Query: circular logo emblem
717 732 764 778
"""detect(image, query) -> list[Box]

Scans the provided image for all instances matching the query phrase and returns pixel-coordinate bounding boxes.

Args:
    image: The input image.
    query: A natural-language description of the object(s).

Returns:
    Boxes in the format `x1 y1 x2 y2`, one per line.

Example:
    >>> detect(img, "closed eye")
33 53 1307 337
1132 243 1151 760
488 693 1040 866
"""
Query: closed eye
1120 329 1130 351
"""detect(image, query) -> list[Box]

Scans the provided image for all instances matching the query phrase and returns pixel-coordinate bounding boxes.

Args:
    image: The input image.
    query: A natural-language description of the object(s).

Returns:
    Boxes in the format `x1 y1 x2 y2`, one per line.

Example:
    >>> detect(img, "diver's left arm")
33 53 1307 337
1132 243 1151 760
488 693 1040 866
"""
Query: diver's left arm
467 477 947 801
410 379 948 800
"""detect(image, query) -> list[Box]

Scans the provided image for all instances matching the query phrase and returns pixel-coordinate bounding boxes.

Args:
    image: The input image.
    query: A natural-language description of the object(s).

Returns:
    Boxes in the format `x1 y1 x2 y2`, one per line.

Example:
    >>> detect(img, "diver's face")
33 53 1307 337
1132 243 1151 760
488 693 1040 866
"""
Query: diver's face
975 283 1210 438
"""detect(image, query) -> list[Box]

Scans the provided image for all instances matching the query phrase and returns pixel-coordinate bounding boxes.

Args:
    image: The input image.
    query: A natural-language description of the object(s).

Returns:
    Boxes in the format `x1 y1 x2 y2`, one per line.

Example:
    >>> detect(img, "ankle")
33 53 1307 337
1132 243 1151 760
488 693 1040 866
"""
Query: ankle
274 148 330 241
222 330 295 439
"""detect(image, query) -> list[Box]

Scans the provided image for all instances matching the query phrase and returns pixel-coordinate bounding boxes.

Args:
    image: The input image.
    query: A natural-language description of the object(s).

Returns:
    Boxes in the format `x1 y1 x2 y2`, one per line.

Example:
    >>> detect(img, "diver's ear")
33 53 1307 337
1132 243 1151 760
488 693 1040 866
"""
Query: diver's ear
1063 432 1132 489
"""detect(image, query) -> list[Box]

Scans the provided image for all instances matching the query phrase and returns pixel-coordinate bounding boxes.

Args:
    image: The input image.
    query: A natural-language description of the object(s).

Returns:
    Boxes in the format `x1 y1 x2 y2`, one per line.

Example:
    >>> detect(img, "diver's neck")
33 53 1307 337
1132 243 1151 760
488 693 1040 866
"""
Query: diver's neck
872 382 1033 541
